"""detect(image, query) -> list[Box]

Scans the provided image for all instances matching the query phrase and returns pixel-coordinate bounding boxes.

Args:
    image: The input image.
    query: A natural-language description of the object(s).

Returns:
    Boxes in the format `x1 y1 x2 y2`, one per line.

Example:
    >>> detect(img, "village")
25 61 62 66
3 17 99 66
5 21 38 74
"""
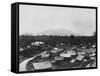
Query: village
19 40 96 71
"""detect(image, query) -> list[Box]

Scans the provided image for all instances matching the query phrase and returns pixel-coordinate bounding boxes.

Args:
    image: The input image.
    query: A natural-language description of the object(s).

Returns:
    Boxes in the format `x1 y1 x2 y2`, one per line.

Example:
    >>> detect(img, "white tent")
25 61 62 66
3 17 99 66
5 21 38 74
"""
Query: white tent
31 41 44 46
67 50 76 55
41 53 50 58
55 56 64 60
27 45 31 48
76 55 85 61
32 61 52 70
70 59 76 63
60 53 71 58
19 48 24 51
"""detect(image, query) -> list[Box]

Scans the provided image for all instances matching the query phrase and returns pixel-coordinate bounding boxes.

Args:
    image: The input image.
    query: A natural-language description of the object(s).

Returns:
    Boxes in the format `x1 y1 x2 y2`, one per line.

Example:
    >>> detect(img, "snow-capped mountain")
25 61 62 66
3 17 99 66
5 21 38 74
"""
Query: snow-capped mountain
37 28 80 36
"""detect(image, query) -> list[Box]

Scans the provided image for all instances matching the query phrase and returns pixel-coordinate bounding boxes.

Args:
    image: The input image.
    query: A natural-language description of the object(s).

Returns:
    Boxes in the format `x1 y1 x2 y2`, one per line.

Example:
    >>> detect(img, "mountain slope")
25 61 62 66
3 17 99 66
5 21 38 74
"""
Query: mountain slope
38 28 80 36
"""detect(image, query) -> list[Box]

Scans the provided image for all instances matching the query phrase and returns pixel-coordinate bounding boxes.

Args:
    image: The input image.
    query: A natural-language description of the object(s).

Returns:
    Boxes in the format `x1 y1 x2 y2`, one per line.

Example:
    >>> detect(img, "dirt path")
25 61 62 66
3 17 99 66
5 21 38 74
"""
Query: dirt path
19 51 46 72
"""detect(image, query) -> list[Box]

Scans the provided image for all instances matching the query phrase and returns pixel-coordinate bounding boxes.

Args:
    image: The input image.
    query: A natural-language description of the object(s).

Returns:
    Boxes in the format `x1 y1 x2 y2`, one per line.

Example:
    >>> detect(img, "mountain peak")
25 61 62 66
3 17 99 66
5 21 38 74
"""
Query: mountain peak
54 25 65 29
37 27 80 36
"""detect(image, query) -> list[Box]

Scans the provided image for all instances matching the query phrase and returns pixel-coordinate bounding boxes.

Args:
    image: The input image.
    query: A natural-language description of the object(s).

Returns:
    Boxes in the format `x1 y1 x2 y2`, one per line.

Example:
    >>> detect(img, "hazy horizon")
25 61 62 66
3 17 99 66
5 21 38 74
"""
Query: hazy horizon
19 5 96 36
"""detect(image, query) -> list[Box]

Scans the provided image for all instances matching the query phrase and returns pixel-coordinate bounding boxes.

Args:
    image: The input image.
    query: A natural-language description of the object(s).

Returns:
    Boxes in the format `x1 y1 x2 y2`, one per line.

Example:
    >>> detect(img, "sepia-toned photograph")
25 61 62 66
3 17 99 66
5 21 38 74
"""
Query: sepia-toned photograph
18 4 97 72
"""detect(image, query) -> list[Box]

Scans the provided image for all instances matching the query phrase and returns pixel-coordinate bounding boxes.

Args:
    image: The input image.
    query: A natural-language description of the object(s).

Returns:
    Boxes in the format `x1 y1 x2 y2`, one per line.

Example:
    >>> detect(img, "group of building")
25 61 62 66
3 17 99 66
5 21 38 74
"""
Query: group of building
26 44 96 70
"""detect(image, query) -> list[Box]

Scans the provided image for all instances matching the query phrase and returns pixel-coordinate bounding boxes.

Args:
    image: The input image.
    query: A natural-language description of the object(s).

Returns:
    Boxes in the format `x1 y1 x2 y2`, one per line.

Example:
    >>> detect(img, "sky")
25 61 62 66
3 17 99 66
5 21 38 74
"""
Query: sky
19 5 96 36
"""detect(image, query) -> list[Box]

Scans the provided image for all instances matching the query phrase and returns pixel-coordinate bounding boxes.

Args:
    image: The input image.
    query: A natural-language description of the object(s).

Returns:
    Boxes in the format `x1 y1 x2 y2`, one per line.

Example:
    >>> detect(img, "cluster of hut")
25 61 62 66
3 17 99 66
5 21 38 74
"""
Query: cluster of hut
22 41 96 71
